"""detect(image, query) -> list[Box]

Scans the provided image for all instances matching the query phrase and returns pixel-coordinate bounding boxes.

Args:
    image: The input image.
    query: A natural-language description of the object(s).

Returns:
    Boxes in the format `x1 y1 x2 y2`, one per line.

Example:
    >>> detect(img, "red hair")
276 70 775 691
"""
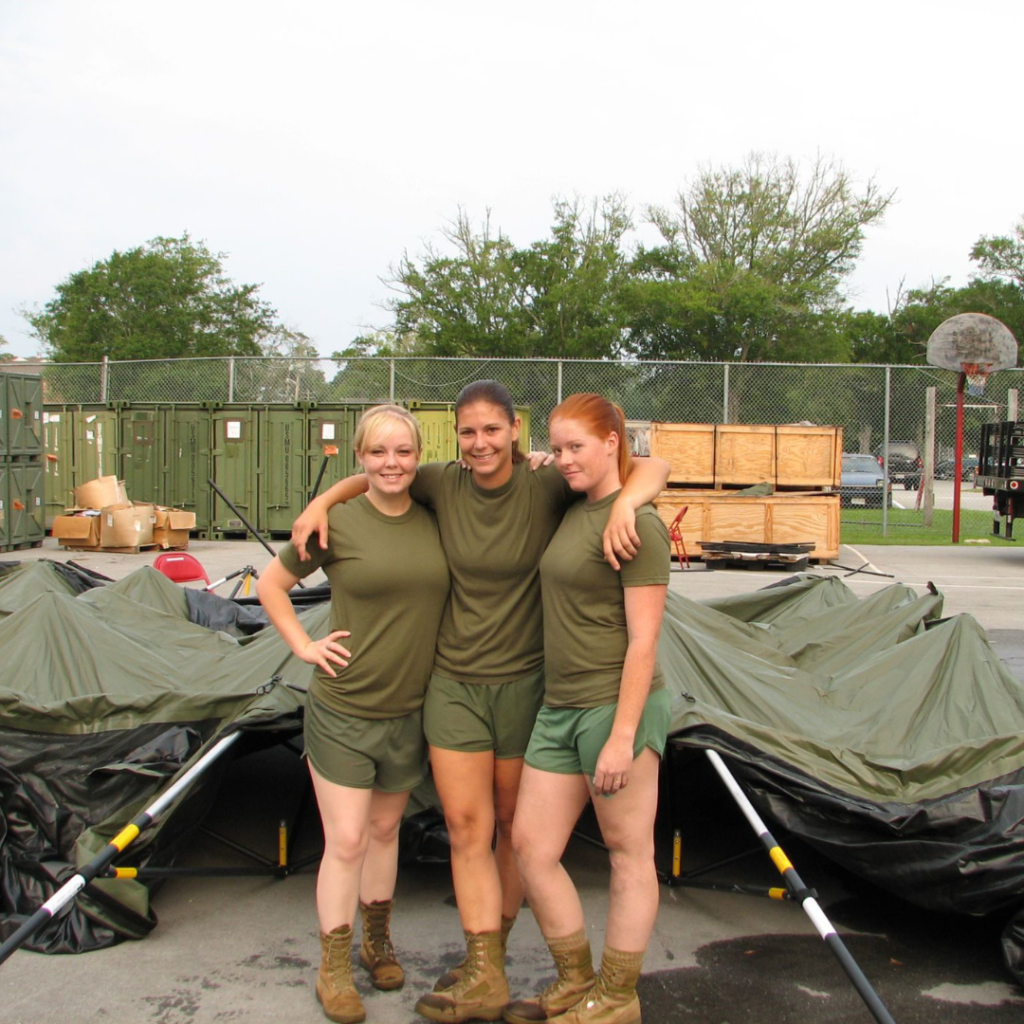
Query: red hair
549 393 629 484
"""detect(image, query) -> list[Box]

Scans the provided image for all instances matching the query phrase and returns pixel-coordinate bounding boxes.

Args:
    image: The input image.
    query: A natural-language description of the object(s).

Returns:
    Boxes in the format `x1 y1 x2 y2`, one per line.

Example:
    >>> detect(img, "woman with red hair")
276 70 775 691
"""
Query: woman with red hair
507 393 670 1024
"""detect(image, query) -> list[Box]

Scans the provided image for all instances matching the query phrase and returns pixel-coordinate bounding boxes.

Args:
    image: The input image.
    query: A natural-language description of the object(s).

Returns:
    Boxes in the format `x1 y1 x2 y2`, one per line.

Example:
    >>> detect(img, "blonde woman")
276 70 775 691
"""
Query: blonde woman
258 405 450 1024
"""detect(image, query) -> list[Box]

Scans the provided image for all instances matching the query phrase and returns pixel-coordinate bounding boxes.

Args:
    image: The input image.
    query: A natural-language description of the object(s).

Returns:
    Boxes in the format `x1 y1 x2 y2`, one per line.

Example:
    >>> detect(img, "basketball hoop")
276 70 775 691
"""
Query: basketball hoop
962 362 990 397
925 313 1019 543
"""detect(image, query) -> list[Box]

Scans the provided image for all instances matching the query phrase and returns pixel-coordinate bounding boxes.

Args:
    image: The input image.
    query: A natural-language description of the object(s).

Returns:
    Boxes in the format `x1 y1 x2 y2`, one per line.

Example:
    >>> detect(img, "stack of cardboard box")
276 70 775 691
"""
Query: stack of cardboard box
50 476 196 552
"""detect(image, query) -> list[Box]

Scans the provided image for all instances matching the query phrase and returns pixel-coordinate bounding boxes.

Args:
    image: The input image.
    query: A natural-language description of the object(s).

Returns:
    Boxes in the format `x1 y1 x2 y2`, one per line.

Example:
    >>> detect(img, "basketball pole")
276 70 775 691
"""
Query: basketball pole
952 369 966 543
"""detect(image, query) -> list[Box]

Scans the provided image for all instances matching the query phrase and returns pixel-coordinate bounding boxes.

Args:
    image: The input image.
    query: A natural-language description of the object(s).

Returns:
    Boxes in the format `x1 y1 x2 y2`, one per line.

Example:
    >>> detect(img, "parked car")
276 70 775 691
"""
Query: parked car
873 441 922 490
935 455 979 483
840 453 892 508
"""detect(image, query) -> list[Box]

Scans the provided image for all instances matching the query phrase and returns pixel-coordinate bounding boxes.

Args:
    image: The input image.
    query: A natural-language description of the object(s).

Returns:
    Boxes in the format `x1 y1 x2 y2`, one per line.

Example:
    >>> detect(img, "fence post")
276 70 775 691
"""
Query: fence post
557 360 563 404
922 386 936 527
881 366 891 537
1009 388 1019 422
99 356 108 403
227 356 235 403
389 359 396 402
723 363 730 423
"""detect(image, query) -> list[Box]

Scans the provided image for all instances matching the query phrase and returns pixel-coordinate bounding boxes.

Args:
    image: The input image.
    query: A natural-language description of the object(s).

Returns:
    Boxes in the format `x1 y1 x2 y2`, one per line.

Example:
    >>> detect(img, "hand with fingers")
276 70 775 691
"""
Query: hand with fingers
591 735 634 796
296 630 352 677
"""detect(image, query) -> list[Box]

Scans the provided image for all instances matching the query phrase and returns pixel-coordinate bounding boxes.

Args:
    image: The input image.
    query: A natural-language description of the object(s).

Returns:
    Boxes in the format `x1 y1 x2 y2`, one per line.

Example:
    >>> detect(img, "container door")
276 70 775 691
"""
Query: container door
165 407 213 531
9 462 44 546
119 407 165 505
43 409 76 525
258 408 308 535
410 405 457 465
307 409 360 501
73 407 119 490
6 374 44 457
210 408 258 534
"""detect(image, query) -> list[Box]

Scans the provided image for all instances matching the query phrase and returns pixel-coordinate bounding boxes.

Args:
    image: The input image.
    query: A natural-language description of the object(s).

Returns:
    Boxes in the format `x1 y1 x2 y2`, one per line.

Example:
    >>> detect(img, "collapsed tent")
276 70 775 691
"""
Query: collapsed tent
3 561 1024 979
660 575 1024 982
0 562 314 954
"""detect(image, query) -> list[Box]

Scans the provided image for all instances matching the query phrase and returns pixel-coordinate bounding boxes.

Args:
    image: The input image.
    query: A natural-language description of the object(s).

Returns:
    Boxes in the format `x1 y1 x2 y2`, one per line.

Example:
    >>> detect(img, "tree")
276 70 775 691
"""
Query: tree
24 234 280 361
971 215 1024 289
386 196 633 359
625 153 894 362
0 335 14 363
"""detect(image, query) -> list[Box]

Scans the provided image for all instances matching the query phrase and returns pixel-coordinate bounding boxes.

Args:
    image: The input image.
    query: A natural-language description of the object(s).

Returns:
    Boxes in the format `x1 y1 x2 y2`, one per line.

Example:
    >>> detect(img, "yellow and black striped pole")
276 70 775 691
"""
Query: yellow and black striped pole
706 750 897 1024
0 731 241 968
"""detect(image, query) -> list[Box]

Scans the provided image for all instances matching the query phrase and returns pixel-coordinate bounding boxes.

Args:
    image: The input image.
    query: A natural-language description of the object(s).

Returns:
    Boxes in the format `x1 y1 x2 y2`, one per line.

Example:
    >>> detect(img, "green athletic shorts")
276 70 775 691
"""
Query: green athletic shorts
423 669 545 758
524 688 671 776
304 691 427 793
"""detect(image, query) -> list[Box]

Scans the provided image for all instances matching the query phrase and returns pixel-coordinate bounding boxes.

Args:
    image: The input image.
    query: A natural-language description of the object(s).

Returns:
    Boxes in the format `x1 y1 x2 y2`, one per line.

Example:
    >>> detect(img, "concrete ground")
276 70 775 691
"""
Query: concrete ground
3 537 1024 1022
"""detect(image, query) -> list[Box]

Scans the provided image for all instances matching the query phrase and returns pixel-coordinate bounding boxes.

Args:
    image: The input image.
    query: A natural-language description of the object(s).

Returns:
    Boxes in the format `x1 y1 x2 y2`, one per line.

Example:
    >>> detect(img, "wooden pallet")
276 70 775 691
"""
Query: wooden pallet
699 540 815 573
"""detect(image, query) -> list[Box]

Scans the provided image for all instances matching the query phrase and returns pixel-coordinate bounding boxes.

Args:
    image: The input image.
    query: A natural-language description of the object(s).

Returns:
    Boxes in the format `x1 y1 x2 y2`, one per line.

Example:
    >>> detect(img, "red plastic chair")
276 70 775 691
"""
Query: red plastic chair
667 506 690 569
153 552 211 586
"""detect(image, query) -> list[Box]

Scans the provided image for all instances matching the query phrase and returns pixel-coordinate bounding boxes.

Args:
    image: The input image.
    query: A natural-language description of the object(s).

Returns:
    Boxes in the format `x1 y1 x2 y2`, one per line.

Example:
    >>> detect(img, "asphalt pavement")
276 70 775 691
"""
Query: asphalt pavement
2 537 1024 1023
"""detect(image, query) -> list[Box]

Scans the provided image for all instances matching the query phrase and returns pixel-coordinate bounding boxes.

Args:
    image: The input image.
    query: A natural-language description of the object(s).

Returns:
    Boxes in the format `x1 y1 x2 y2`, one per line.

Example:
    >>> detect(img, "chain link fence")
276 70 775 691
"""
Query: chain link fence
40 353 1023 536
40 355 1022 455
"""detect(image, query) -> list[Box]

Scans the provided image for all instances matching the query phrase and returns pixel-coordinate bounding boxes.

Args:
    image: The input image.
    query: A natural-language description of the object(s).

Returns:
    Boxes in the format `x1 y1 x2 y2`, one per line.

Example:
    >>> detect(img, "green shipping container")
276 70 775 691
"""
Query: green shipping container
258 407 308 535
8 460 45 547
210 408 259 534
6 374 44 457
164 406 213 531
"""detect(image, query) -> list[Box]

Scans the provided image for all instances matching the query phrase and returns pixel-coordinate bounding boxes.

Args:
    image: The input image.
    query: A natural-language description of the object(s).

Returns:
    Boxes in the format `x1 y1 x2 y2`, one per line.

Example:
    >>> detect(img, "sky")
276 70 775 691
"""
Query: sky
1 0 1021 359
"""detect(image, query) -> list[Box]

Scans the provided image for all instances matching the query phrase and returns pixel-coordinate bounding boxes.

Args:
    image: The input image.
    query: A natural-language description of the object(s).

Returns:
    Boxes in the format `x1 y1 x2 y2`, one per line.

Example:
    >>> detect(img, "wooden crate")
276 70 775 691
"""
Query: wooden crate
650 422 715 484
776 425 843 488
714 424 776 486
655 488 840 561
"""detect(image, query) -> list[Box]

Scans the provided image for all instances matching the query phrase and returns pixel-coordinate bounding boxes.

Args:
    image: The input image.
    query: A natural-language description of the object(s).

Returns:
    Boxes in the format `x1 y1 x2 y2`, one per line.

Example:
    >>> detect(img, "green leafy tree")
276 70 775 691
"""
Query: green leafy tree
625 153 894 363
387 196 632 359
971 215 1024 289
0 334 14 363
24 234 280 361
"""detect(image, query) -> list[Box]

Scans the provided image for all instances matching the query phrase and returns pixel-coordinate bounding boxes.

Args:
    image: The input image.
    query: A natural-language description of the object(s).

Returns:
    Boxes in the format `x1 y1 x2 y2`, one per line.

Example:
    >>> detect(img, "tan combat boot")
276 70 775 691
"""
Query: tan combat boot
434 914 516 992
358 898 404 990
415 929 510 1023
503 928 595 1024
555 947 644 1024
316 924 366 1024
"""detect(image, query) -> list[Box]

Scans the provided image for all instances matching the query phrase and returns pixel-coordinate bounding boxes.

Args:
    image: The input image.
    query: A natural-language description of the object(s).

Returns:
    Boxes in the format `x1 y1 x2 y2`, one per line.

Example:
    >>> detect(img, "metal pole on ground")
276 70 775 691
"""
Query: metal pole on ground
706 750 897 1024
0 732 242 968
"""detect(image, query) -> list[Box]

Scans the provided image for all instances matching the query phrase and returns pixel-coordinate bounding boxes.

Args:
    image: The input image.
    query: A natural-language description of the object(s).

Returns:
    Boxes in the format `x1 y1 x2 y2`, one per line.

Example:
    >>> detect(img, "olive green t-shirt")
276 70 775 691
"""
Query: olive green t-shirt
278 495 450 719
539 491 670 708
411 461 574 684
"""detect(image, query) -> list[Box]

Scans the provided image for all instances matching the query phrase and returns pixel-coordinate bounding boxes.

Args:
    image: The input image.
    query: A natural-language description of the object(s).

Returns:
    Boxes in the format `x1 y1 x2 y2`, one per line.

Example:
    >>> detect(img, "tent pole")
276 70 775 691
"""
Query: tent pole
0 731 241 968
706 750 897 1024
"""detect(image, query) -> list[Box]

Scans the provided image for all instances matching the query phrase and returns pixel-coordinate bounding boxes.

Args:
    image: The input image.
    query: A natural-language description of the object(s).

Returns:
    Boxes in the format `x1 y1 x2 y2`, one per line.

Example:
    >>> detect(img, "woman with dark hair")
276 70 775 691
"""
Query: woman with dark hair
291 382 669 1023
506 393 670 1024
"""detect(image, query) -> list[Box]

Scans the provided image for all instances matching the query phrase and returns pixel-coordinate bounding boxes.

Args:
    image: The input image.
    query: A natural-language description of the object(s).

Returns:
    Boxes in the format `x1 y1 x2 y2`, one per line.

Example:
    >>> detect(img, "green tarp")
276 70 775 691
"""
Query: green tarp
2 563 1024 976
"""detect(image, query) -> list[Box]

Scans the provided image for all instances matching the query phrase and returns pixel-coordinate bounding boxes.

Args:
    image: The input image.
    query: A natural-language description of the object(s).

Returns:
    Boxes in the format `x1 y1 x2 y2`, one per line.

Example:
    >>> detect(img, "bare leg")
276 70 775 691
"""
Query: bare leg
494 755 527 920
590 747 661 951
512 765 591 938
309 763 374 932
359 789 411 903
430 746 502 932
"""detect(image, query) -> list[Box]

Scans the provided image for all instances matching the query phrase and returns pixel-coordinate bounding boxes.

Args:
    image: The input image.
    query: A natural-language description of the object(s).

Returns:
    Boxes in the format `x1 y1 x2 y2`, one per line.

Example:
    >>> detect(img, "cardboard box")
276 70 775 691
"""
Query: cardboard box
153 506 196 549
99 503 155 549
51 511 102 549
73 476 128 509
